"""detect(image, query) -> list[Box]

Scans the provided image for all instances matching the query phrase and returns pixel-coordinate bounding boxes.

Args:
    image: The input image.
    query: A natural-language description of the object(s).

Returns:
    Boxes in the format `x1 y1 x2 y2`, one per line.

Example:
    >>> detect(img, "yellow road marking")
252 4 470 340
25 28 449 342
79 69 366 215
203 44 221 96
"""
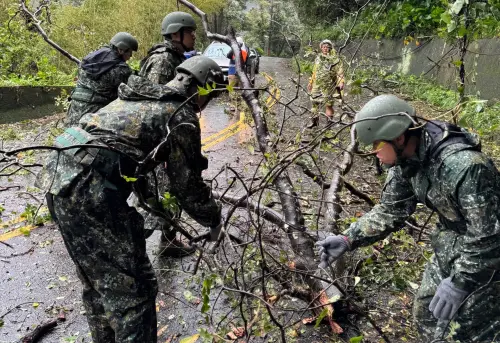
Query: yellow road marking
262 72 280 109
0 224 35 241
202 111 248 151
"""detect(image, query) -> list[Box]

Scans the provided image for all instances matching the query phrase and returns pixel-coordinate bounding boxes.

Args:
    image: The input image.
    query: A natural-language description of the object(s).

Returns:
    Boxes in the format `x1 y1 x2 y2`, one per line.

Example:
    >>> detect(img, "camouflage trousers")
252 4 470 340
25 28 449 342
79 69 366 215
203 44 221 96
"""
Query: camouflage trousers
66 100 104 127
413 256 500 342
309 84 341 117
53 171 158 343
139 164 177 241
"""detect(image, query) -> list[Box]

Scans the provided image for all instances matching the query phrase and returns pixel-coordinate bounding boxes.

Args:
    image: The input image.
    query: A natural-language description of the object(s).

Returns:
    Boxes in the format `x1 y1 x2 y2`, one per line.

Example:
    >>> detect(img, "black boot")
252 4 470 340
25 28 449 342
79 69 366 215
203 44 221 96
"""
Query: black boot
156 231 196 258
306 116 319 129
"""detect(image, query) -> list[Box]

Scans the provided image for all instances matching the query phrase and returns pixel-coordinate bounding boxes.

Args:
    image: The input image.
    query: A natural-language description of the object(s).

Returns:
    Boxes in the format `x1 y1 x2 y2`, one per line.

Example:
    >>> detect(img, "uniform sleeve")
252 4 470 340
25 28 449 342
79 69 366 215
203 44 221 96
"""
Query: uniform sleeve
139 53 176 85
165 120 221 228
452 162 500 290
344 167 418 249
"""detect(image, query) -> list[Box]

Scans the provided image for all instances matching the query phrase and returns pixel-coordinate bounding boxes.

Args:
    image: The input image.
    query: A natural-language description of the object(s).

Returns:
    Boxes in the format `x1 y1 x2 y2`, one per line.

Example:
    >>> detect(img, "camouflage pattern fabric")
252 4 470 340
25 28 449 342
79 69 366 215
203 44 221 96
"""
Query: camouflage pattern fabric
53 173 158 343
343 126 500 341
138 39 186 239
138 40 185 85
67 48 132 127
309 50 343 111
35 75 221 342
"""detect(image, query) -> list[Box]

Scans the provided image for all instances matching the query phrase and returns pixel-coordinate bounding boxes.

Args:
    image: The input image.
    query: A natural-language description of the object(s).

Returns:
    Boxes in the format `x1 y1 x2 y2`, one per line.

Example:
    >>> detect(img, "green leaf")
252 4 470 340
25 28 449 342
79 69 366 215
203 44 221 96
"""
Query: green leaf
226 84 234 92
183 290 194 302
198 328 213 342
457 26 468 37
378 25 386 33
122 175 138 182
201 277 213 314
350 336 364 343
33 302 40 308
206 83 212 91
59 276 68 282
441 12 452 24
180 334 200 343
197 85 210 96
314 307 329 328
0 319 4 327
20 226 31 237
211 82 216 89
450 0 467 15
452 60 463 67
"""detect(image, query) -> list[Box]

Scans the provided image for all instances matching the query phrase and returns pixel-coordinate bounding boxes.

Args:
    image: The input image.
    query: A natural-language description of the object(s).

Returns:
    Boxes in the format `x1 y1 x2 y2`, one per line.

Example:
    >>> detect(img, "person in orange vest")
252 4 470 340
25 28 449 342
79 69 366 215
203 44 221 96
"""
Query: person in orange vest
226 36 248 111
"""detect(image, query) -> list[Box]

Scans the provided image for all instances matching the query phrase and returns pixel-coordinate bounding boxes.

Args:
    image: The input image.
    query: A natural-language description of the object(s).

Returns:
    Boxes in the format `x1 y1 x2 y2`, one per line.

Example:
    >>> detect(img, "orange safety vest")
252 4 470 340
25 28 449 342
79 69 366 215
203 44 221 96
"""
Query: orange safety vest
231 49 248 63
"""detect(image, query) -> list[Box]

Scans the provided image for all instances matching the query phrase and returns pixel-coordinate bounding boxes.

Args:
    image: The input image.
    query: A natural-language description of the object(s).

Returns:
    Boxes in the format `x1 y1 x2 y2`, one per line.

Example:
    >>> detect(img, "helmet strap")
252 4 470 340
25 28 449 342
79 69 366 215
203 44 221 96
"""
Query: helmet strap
179 28 189 52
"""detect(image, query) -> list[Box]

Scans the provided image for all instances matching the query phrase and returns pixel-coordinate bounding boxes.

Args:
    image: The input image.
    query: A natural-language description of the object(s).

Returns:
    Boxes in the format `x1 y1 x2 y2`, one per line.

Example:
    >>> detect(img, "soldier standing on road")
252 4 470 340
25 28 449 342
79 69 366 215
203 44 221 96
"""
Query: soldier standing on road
35 56 224 343
317 94 500 342
139 11 197 85
138 12 200 257
66 32 138 126
307 39 344 128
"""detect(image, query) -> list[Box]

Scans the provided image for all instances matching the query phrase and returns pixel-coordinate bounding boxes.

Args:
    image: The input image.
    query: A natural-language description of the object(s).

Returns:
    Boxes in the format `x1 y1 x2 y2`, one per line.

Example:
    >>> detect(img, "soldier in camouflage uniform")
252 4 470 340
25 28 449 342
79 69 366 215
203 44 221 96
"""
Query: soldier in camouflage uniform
317 95 500 342
35 56 224 343
307 39 345 128
138 11 199 257
139 11 196 85
66 32 138 126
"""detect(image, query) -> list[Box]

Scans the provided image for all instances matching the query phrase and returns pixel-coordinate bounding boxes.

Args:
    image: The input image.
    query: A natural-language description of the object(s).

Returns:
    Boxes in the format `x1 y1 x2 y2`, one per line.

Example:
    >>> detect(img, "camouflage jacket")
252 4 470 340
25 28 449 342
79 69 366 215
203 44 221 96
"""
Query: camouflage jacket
71 46 132 104
309 50 344 91
36 75 220 228
344 122 500 291
138 40 185 85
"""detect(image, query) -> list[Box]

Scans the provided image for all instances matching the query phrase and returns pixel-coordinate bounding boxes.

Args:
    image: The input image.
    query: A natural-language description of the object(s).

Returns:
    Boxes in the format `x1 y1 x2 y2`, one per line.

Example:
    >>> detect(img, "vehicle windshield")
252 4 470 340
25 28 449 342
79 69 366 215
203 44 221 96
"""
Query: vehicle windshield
204 44 231 58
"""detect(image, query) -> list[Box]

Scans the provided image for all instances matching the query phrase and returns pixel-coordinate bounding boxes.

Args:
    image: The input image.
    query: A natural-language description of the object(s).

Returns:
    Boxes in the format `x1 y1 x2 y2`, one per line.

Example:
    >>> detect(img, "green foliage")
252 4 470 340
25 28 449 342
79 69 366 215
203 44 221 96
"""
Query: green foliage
0 4 75 86
20 204 51 226
201 274 215 314
161 192 180 216
303 0 500 43
358 230 428 292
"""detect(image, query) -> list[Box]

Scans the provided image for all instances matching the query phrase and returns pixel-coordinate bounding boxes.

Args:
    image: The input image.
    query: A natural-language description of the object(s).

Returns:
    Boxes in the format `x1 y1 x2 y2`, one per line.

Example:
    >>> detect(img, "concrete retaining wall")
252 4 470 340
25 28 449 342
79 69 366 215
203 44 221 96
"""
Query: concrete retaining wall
0 86 72 124
342 38 500 101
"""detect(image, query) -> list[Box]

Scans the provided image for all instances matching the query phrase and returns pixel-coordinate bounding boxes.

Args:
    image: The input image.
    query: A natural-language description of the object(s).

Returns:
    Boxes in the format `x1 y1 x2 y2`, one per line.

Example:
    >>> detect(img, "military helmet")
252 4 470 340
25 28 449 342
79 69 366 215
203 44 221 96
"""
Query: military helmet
354 94 416 145
176 55 224 86
320 39 333 48
110 32 138 51
161 12 197 36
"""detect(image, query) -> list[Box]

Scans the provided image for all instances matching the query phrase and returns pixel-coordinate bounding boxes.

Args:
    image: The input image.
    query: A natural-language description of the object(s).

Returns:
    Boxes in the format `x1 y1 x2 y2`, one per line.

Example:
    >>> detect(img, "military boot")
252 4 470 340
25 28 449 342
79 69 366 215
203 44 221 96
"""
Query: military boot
156 230 196 258
306 116 319 129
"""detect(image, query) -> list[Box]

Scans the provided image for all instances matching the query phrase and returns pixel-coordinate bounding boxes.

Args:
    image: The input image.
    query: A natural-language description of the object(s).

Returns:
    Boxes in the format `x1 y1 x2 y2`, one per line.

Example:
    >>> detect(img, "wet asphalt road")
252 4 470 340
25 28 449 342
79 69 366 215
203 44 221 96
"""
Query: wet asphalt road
0 57 295 343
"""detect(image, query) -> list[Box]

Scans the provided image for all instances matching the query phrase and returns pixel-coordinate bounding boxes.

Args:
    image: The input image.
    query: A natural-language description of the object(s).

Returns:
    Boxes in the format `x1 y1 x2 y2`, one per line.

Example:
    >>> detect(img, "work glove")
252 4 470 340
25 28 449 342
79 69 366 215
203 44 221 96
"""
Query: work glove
316 235 351 269
429 277 468 321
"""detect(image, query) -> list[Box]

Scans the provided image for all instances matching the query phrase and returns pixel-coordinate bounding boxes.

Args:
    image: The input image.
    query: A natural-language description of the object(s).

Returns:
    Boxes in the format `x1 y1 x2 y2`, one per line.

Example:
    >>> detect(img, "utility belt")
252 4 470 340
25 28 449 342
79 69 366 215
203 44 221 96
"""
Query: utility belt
55 127 133 188
70 87 112 105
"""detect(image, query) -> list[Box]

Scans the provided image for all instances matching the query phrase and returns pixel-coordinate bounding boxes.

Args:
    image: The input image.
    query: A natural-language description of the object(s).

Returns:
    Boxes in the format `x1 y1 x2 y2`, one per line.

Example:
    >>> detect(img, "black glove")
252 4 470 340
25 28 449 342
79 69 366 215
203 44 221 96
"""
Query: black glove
429 277 468 321
316 235 351 268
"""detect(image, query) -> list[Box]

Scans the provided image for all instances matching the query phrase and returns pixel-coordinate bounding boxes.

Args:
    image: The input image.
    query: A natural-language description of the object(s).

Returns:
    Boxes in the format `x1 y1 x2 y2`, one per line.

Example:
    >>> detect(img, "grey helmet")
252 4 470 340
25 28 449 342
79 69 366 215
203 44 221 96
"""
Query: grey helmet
320 39 333 49
176 55 224 86
161 12 197 36
110 32 138 51
354 94 416 145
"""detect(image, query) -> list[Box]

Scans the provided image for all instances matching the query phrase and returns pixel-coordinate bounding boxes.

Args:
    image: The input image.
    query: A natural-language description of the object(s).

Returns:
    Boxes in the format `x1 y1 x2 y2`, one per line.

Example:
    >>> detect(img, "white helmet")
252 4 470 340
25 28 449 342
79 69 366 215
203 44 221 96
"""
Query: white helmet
236 36 244 47
320 39 333 48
